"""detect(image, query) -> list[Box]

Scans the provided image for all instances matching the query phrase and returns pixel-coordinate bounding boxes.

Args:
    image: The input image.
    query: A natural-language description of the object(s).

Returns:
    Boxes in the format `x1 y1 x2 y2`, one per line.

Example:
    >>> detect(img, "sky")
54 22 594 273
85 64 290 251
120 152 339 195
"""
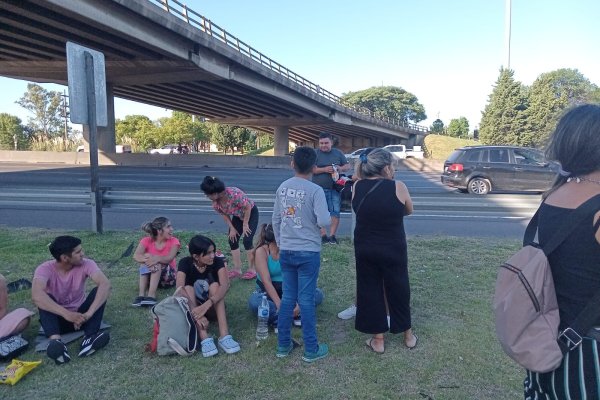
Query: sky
1 0 599 132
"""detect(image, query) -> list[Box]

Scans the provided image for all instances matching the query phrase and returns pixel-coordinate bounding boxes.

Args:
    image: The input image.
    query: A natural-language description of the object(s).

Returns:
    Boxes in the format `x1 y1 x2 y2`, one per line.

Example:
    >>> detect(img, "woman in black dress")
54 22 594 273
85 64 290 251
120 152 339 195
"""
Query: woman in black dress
523 105 600 399
352 147 417 353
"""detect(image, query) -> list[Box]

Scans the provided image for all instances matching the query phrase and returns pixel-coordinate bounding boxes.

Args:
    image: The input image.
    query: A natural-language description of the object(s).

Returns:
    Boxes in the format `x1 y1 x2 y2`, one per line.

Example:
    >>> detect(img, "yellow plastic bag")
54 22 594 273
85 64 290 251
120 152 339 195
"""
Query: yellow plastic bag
0 359 42 385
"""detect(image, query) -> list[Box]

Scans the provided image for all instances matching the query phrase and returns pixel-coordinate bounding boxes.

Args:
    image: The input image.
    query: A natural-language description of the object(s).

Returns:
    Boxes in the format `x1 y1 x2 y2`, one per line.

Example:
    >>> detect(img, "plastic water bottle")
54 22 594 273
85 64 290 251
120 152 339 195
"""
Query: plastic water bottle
256 295 269 340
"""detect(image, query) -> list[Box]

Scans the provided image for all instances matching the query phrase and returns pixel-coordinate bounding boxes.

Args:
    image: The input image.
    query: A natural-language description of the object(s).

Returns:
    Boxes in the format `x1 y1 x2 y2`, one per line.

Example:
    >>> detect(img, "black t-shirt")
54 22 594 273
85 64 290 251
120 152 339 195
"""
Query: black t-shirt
177 255 225 287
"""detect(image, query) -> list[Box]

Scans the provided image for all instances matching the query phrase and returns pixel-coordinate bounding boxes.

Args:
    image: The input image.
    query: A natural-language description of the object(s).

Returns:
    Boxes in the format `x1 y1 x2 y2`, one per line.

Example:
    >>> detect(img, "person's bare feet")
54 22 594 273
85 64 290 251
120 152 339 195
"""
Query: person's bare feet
404 331 418 349
366 337 385 353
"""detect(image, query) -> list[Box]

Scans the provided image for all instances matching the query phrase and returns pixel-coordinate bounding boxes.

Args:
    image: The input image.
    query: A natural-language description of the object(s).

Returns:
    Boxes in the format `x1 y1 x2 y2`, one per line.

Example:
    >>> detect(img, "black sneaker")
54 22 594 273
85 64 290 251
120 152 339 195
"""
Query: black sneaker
131 296 144 307
78 331 110 357
321 235 330 244
47 339 71 365
329 235 339 245
141 296 157 306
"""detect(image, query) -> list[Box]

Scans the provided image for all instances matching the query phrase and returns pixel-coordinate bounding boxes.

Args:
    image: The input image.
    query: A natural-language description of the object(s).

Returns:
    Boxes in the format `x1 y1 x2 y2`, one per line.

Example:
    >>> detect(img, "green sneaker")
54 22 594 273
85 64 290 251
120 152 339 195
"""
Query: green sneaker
276 343 294 358
302 343 329 363
276 339 301 358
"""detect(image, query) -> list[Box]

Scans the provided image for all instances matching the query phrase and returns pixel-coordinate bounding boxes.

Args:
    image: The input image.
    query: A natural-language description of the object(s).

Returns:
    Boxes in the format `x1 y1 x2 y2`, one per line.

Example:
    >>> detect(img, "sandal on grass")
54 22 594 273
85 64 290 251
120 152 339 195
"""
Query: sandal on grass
228 270 242 279
365 338 384 354
241 270 257 280
404 334 418 350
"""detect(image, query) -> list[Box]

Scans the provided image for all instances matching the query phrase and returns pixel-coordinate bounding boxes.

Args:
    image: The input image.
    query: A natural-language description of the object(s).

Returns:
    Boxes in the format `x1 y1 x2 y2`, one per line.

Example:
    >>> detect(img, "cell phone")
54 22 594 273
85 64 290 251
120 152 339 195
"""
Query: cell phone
139 265 151 274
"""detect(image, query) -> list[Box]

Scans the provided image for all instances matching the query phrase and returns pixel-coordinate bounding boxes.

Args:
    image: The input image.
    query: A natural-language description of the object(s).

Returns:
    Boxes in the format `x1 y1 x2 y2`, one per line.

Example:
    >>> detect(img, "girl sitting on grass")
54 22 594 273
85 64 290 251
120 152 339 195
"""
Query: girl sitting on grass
176 234 240 357
131 217 180 307
248 223 323 330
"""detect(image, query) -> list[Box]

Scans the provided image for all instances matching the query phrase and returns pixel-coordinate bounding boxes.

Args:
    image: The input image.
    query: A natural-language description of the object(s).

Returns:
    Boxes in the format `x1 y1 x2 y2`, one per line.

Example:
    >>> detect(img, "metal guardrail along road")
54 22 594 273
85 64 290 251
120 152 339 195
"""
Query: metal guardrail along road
0 188 541 218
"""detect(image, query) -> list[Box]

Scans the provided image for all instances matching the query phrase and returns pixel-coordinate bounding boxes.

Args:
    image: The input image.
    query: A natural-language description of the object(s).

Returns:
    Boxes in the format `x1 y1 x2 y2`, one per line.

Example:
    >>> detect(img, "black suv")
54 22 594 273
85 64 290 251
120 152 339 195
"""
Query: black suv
440 145 559 195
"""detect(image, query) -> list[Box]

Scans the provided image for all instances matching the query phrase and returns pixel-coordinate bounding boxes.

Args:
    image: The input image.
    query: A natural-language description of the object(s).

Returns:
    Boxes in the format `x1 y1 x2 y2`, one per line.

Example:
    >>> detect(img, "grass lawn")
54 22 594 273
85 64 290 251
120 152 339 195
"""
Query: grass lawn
1 227 524 399
423 135 479 161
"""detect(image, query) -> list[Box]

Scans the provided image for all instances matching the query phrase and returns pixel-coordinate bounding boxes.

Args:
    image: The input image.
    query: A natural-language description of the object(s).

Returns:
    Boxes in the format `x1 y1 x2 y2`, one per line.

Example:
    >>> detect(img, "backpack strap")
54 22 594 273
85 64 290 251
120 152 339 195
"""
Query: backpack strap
527 194 600 353
353 179 384 214
523 194 600 255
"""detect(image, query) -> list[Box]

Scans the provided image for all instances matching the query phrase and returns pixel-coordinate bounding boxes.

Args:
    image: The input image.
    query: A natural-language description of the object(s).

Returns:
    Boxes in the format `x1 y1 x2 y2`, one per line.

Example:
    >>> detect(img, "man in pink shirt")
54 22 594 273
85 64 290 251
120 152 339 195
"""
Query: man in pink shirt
32 236 111 365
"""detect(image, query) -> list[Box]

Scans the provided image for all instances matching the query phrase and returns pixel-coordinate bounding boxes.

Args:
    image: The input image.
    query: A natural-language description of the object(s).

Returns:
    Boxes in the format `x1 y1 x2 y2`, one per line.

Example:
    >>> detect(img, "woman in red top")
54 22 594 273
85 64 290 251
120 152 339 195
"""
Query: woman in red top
201 176 259 280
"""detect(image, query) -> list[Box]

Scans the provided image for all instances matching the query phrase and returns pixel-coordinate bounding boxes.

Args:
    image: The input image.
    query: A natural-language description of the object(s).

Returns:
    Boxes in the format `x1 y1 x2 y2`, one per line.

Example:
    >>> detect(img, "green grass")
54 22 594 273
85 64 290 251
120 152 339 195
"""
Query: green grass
424 135 479 161
0 228 523 399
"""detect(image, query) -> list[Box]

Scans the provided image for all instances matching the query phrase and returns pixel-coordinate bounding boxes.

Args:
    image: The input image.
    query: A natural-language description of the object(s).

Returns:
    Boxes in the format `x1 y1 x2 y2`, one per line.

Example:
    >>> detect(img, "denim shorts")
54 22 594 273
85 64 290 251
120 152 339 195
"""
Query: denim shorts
323 188 341 218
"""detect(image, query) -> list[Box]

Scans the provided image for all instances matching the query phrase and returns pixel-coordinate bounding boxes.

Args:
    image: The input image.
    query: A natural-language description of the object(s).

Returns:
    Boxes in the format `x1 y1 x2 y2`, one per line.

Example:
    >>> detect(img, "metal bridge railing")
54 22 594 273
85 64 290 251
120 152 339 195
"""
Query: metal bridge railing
148 0 428 133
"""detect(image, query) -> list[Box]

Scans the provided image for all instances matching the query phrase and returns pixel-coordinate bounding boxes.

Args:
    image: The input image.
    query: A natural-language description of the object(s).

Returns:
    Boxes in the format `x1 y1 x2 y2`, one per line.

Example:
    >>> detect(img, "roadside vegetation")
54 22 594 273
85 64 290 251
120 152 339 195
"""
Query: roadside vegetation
1 227 523 399
423 134 478 161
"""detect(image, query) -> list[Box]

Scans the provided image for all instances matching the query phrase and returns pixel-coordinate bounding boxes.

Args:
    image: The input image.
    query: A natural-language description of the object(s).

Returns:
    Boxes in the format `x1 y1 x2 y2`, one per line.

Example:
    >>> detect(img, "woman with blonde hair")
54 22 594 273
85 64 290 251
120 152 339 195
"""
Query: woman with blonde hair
352 147 417 353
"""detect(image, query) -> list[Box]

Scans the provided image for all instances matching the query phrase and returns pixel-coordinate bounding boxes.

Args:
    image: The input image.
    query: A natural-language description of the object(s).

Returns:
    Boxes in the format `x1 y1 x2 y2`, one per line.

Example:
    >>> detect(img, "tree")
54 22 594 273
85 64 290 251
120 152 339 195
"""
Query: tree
522 69 598 147
430 118 445 134
479 68 528 145
209 123 253 154
447 117 470 138
0 113 27 150
341 86 427 124
155 111 196 146
115 115 157 151
16 83 63 139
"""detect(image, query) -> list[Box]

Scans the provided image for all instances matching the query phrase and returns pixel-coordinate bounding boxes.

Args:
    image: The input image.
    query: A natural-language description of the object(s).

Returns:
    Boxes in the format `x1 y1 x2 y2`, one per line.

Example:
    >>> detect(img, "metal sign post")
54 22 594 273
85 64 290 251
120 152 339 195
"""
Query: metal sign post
66 42 107 233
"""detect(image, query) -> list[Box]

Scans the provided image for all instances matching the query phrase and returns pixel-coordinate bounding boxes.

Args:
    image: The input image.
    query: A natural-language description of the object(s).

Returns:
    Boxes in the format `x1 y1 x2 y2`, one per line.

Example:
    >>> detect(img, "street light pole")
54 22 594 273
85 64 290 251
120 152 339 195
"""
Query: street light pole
505 0 512 69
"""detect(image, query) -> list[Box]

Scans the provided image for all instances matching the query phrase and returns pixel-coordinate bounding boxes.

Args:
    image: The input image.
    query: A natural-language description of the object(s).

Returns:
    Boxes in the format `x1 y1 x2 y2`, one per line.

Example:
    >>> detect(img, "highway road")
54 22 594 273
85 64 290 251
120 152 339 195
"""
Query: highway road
0 162 542 238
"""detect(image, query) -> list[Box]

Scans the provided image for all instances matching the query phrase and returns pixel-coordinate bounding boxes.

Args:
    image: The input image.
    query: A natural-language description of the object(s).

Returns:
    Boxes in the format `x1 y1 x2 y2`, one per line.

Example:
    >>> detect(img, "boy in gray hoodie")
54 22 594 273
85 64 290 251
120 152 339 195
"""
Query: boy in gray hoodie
272 146 331 362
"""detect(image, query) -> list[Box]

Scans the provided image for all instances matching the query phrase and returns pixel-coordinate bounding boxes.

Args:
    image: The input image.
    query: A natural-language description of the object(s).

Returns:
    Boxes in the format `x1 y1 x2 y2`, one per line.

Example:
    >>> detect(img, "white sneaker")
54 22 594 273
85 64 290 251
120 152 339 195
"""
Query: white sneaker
337 304 357 320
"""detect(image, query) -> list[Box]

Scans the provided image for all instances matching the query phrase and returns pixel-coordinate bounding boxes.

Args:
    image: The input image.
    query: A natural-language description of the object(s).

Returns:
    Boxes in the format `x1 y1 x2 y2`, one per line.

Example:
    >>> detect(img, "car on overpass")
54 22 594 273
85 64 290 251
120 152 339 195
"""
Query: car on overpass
441 145 559 195
149 144 189 154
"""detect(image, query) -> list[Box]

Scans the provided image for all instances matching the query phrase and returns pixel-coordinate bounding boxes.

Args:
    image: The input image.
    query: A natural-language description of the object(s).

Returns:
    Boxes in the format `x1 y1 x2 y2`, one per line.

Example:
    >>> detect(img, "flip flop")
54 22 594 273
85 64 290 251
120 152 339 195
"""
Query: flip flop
365 338 384 354
228 270 242 279
404 334 418 350
241 270 257 280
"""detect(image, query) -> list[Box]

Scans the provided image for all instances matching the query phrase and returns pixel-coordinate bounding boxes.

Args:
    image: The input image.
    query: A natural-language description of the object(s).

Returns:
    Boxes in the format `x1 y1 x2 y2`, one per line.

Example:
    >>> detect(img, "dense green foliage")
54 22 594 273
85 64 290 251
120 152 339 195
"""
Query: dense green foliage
16 83 64 139
430 118 445 134
208 122 253 154
114 112 256 154
341 86 427 124
479 68 528 145
480 68 599 147
0 113 26 150
447 117 470 138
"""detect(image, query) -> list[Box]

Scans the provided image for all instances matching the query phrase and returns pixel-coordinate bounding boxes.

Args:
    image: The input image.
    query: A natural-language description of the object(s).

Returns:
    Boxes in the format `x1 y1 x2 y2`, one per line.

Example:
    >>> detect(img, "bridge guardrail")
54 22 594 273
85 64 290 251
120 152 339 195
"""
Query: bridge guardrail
149 0 428 133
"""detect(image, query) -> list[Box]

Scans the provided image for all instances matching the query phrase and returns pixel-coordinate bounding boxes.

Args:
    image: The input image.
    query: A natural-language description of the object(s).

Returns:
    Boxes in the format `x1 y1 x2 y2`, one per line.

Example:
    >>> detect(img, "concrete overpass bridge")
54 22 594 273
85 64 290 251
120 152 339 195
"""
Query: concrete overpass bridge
0 0 428 155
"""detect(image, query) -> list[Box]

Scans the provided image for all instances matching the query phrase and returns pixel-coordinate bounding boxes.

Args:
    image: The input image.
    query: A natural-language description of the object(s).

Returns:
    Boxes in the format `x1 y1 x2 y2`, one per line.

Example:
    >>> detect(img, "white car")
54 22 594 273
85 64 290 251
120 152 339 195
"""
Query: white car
149 144 181 154
345 148 368 160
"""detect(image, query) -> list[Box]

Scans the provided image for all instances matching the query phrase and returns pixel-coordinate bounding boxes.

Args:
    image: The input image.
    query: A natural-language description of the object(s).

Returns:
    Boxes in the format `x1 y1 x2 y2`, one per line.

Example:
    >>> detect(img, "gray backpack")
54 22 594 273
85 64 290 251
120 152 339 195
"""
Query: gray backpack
494 195 600 373
151 296 198 356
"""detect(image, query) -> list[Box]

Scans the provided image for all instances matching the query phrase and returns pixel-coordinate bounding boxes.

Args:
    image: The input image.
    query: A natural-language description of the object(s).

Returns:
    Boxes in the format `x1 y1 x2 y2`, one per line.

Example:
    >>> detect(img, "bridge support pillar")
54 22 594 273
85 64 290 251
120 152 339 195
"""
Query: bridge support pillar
273 126 289 156
82 83 116 153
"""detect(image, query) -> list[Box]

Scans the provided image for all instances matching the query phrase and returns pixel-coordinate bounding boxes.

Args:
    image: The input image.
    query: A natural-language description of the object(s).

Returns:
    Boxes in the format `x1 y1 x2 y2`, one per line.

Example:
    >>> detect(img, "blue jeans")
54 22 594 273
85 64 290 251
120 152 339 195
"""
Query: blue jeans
277 250 321 353
248 287 324 326
323 189 341 218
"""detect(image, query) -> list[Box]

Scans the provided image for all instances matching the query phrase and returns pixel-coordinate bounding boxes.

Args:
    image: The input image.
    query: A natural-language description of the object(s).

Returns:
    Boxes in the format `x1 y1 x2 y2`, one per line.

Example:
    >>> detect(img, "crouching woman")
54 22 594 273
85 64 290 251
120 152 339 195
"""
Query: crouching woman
176 235 240 357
